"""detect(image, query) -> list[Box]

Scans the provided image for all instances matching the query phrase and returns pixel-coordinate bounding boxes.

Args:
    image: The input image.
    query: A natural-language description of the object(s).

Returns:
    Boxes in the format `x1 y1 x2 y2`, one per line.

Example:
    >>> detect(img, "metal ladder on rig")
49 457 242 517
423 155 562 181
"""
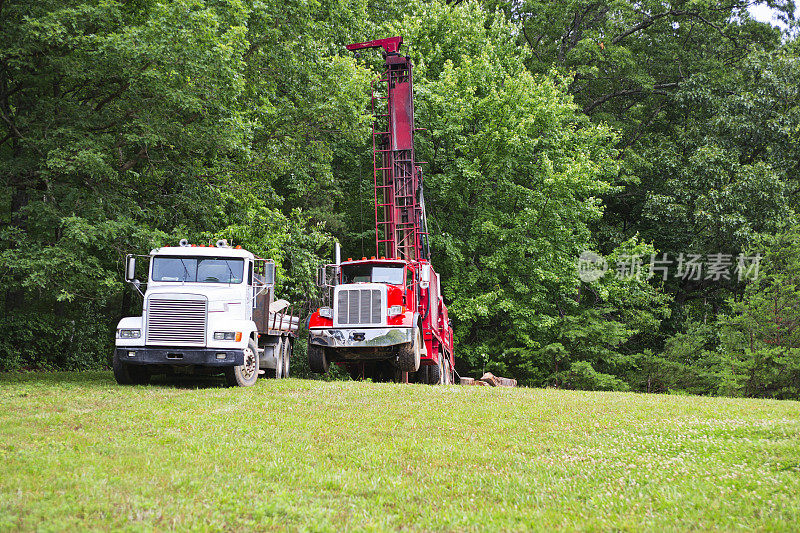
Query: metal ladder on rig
370 60 430 262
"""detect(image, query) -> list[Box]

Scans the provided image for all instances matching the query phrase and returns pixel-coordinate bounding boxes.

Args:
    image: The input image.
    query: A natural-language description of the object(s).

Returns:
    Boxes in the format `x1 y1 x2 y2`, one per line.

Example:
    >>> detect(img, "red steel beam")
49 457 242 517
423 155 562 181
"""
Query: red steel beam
346 36 403 54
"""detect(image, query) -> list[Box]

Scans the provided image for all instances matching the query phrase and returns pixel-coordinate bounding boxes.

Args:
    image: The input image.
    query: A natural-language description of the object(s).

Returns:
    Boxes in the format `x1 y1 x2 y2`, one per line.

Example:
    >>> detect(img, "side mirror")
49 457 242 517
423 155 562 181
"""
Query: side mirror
125 255 137 282
316 266 326 287
420 265 430 289
264 263 275 285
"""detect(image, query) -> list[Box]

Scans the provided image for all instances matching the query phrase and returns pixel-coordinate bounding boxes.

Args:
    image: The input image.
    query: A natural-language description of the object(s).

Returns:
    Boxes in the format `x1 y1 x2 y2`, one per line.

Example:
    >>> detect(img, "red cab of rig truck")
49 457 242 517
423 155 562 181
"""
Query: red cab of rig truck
308 254 454 383
307 37 455 384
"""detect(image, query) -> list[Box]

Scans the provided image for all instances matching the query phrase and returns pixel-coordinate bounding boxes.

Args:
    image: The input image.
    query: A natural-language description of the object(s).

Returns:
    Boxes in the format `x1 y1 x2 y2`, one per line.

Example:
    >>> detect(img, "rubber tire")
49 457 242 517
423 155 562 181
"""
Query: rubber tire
308 343 329 374
113 352 150 385
397 327 422 372
225 339 259 387
428 359 442 385
113 351 133 385
282 337 291 378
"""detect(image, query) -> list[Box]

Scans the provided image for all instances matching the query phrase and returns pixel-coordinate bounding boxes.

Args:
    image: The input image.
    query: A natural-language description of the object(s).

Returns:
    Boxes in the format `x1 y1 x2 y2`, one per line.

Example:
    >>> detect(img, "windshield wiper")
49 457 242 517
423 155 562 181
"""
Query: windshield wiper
179 259 191 282
224 260 235 284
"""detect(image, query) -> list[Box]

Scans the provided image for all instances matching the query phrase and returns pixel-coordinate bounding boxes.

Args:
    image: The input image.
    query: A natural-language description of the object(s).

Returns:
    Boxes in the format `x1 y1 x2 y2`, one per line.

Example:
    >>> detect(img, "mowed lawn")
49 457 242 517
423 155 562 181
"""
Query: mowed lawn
1 373 799 531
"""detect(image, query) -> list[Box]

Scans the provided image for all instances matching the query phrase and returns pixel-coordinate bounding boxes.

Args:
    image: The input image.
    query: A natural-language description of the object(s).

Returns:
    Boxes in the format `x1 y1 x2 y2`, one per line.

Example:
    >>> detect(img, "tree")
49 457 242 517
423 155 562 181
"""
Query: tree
344 2 673 385
0 0 369 369
720 226 800 399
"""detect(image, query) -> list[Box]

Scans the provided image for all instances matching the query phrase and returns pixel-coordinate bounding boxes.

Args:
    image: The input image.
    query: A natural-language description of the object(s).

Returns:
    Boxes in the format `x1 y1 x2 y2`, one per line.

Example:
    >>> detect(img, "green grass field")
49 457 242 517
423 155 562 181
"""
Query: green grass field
1 372 799 531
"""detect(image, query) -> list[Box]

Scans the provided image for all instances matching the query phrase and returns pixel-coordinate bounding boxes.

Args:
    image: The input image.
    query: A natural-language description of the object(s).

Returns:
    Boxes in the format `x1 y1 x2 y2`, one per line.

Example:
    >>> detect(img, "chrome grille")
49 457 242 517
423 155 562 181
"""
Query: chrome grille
337 289 382 325
146 298 207 346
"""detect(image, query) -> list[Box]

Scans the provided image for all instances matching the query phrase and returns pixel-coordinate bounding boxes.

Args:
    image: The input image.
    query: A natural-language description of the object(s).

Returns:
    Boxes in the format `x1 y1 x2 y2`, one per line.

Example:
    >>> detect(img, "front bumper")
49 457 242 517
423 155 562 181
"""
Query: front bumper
115 347 244 366
309 327 412 348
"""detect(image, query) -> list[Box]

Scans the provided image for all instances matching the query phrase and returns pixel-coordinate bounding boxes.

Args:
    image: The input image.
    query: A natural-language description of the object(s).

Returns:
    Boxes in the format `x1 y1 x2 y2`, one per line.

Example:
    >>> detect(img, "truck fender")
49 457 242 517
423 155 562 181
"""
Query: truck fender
412 312 421 332
412 312 427 356
208 318 258 348
243 320 258 344
115 316 145 347
116 316 143 330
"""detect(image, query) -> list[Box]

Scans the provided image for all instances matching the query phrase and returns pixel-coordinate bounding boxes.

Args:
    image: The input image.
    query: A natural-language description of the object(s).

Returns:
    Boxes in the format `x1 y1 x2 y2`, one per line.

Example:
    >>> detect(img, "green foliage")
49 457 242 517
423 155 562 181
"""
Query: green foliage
0 0 367 369
369 3 630 385
536 237 671 390
720 225 800 399
558 360 630 391
485 0 797 338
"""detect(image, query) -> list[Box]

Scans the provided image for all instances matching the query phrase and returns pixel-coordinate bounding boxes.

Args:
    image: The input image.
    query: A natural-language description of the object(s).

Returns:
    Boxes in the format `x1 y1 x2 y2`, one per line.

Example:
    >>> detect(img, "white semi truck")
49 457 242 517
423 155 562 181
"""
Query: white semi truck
114 239 299 386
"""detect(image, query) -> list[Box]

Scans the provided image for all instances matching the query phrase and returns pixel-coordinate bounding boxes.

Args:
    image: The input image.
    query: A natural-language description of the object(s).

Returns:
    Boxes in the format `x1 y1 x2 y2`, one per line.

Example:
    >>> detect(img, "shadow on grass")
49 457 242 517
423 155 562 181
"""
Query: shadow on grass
0 370 112 387
0 370 233 390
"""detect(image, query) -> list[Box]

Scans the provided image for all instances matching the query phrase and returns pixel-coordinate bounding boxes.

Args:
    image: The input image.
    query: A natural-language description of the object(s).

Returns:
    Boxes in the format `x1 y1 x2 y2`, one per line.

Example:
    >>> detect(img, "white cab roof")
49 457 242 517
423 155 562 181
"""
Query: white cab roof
150 246 255 260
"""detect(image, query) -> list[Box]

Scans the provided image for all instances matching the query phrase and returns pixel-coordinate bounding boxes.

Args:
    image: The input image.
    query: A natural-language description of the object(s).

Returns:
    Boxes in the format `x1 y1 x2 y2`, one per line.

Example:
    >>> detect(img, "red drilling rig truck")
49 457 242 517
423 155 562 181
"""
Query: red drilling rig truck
307 36 455 384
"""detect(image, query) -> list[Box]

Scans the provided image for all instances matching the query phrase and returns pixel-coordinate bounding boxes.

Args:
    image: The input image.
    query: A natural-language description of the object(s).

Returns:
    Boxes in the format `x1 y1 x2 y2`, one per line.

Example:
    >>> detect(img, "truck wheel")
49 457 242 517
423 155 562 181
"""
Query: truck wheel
428 359 442 385
113 351 133 385
129 365 150 386
308 343 329 374
397 327 422 372
225 338 259 387
282 337 291 378
113 352 150 385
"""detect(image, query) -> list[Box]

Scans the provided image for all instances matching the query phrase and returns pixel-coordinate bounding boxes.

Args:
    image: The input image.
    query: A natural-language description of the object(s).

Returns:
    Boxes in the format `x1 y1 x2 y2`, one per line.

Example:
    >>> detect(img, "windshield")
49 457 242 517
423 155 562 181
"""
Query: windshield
341 264 404 285
152 257 245 284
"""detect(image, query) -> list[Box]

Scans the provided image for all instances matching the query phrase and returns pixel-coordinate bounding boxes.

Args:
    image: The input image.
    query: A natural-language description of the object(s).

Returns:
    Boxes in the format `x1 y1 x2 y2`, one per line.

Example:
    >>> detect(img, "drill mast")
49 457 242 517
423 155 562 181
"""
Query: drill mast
346 36 430 263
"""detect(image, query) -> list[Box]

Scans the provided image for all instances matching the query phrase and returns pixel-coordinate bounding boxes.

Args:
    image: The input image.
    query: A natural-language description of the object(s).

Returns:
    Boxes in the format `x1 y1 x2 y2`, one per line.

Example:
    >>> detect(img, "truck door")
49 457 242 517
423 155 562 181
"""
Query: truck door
249 261 257 305
406 266 415 309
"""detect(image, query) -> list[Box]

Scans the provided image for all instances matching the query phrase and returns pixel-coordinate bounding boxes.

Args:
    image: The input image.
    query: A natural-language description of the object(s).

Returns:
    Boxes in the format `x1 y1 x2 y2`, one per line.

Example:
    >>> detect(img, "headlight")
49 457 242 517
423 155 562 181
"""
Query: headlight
118 329 141 339
318 307 333 319
387 305 403 317
214 331 242 341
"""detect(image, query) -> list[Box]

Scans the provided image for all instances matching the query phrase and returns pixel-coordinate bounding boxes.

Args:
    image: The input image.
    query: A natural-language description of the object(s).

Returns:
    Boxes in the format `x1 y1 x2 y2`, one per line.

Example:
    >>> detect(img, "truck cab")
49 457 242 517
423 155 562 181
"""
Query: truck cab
308 256 453 383
308 37 454 383
114 240 297 386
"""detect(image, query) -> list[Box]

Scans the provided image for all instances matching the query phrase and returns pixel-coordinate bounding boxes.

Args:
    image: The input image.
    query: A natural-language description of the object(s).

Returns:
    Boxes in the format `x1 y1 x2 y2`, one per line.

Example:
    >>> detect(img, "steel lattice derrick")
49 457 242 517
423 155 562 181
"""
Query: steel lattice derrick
350 36 430 263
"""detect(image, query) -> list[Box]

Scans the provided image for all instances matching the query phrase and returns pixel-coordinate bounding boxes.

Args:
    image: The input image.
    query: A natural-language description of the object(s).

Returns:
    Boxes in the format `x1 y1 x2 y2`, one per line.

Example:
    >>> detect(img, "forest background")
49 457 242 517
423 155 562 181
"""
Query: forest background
2 0 800 399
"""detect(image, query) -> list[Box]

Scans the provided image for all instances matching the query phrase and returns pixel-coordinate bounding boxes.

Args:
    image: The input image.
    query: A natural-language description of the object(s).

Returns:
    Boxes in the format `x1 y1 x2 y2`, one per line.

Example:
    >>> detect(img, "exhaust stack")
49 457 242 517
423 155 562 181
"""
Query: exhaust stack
334 242 341 285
